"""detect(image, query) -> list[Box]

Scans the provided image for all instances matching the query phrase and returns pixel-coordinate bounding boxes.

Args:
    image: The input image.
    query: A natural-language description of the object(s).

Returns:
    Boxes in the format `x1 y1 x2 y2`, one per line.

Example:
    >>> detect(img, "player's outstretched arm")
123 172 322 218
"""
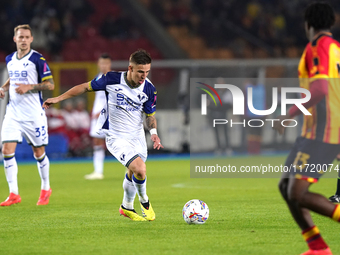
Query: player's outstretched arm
15 77 55 95
146 115 164 150
273 79 328 135
0 78 10 99
43 82 90 109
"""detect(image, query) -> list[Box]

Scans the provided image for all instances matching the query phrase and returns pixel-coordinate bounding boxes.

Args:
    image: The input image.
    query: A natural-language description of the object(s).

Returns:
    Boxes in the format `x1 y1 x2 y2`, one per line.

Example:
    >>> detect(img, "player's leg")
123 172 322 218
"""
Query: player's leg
279 173 314 227
0 142 21 206
122 168 136 210
85 137 105 180
287 178 335 255
0 116 22 206
118 167 145 221
23 116 51 205
32 146 52 205
128 156 147 202
280 175 333 254
329 158 340 203
128 156 155 221
279 138 340 254
118 162 146 221
105 137 145 221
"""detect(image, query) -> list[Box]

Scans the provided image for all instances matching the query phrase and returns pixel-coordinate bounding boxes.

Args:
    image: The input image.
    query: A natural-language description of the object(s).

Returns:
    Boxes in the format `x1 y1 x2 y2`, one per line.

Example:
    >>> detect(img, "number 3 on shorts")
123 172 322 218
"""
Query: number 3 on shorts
293 152 310 170
35 126 46 137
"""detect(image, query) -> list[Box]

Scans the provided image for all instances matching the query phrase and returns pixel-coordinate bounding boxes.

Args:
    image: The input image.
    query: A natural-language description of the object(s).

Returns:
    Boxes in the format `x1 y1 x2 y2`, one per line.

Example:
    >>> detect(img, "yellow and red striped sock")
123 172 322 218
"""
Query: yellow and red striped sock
302 226 328 250
331 204 340 222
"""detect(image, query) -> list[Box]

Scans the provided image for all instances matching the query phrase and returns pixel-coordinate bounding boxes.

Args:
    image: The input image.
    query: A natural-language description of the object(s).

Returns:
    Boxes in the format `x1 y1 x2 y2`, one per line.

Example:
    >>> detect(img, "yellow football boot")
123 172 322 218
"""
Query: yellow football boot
140 201 155 221
119 205 147 221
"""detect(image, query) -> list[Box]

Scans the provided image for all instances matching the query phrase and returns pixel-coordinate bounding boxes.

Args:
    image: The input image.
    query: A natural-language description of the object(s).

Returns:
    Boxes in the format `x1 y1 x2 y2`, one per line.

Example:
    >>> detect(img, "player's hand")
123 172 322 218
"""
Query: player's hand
92 112 100 119
0 88 4 99
15 83 32 95
336 153 340 161
43 97 60 109
273 116 289 135
151 134 164 150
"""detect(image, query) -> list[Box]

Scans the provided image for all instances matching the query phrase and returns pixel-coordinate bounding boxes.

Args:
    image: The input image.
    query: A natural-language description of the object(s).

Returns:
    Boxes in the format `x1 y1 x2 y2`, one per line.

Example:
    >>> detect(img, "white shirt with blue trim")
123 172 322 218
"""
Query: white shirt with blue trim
89 71 157 139
5 50 52 121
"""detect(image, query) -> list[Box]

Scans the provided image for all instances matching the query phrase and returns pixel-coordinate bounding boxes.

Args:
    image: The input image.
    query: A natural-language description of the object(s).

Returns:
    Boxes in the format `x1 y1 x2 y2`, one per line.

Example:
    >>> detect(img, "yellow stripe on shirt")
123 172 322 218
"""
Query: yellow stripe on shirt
42 75 53 81
88 81 93 91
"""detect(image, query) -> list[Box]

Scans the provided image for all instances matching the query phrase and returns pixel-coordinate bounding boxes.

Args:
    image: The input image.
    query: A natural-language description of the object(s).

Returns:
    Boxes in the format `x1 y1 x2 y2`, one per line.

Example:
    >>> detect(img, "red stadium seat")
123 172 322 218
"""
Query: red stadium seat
125 39 139 51
78 26 98 39
135 37 152 50
109 40 125 51
78 50 92 61
108 48 124 60
62 48 79 61
148 48 163 59
64 40 79 51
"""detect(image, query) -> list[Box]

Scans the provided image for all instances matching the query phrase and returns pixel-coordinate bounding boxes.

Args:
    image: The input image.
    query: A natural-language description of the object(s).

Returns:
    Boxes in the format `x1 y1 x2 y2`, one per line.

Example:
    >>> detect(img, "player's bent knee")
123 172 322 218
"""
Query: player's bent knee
286 178 311 205
32 146 45 158
131 166 146 180
134 171 146 180
128 157 146 179
287 187 307 205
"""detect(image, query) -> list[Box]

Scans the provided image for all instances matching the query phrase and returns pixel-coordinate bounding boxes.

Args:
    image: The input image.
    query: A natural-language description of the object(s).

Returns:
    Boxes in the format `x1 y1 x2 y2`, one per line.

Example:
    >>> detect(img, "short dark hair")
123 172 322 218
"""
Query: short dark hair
99 53 111 60
304 1 335 30
129 49 151 65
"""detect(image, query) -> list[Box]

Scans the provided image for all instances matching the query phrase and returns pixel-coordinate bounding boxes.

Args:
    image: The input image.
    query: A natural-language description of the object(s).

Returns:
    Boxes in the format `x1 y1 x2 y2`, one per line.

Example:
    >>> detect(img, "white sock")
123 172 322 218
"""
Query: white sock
3 153 19 195
93 146 105 174
122 173 136 210
132 175 148 203
35 153 50 190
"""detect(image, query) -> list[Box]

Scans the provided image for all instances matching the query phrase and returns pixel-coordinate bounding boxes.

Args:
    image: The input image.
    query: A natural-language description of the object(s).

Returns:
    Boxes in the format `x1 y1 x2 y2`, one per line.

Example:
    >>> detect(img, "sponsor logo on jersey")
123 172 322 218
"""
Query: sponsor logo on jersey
116 93 141 110
9 70 28 82
43 63 51 74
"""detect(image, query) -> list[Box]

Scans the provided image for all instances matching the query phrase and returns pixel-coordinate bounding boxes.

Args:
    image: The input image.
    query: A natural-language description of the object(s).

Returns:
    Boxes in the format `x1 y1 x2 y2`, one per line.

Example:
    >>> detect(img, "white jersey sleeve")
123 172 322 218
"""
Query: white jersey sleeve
91 73 107 116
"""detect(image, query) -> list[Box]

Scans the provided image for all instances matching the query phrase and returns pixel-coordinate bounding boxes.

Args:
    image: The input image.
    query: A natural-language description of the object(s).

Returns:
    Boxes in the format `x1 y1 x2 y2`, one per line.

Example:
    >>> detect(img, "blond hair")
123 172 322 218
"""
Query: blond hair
14 24 32 35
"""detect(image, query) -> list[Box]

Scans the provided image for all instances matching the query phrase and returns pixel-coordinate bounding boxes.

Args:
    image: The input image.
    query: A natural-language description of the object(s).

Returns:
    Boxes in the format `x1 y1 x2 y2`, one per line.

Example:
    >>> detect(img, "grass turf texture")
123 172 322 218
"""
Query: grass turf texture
0 156 339 255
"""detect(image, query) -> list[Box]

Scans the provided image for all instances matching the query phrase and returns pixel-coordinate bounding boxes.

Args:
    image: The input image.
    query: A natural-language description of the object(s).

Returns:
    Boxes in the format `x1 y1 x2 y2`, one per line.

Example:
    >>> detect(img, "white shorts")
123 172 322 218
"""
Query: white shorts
105 136 147 167
1 114 49 147
89 118 105 139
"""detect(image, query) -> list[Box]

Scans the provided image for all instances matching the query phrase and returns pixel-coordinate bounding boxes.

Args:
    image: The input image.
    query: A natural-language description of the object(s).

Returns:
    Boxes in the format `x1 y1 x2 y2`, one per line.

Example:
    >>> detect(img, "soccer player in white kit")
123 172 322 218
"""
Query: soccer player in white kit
43 50 163 221
0 25 54 206
85 53 112 180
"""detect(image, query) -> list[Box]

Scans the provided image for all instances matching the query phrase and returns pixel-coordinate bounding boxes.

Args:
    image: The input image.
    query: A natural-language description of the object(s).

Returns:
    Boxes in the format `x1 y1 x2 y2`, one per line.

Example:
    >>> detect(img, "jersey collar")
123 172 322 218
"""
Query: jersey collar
311 32 333 46
124 72 142 89
16 49 32 60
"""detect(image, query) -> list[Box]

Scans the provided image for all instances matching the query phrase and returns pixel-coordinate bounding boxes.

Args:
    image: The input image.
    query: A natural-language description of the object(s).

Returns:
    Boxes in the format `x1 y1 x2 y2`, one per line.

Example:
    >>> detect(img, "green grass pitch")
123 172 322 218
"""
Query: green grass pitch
0 156 339 255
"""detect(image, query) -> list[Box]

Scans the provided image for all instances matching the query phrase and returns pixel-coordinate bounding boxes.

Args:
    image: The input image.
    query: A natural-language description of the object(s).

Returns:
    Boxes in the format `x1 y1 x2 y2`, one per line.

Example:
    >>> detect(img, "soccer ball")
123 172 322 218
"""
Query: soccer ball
182 199 209 224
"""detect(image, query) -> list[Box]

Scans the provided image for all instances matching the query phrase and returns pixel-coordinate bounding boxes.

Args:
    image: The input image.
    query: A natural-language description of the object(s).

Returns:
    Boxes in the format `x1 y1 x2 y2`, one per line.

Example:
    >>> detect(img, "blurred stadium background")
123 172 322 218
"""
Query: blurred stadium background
1 0 340 159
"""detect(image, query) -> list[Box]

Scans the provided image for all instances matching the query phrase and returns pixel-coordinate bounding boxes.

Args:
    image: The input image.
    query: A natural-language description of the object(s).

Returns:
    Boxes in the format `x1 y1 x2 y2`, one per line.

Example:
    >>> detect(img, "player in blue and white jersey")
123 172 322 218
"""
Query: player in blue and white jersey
0 25 54 206
43 49 163 221
85 53 112 180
